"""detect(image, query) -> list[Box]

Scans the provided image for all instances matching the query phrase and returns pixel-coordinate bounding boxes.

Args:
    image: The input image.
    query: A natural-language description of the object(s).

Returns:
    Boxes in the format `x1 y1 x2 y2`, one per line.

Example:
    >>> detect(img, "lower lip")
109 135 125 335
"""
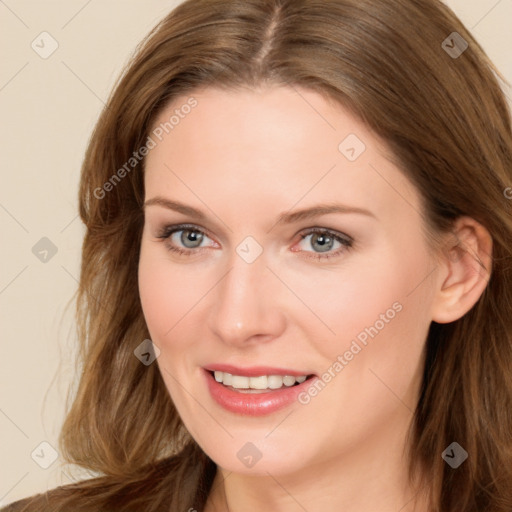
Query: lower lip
203 369 317 416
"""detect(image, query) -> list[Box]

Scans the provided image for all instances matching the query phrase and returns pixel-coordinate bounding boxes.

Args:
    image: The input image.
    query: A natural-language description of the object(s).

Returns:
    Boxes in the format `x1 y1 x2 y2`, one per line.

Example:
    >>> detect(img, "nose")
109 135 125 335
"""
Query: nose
207 247 286 347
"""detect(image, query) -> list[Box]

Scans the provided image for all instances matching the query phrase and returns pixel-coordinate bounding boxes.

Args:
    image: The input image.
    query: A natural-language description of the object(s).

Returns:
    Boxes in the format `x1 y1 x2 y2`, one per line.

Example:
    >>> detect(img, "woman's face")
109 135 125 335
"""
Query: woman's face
138 85 440 477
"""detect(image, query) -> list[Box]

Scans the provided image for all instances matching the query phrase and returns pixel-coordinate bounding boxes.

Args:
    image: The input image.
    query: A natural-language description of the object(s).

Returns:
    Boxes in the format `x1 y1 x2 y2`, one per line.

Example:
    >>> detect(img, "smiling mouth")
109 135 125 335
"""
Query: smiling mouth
208 370 315 393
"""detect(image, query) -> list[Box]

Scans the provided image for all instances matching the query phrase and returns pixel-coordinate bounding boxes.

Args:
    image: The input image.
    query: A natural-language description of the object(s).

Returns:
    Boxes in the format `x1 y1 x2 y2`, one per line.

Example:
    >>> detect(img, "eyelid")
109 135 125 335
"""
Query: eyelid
297 226 353 244
293 227 353 261
155 223 352 242
156 223 216 243
155 222 354 260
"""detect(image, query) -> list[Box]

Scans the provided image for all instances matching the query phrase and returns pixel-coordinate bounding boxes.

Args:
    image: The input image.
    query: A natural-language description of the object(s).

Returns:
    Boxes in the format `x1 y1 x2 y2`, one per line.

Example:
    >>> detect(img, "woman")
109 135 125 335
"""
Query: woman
4 0 511 510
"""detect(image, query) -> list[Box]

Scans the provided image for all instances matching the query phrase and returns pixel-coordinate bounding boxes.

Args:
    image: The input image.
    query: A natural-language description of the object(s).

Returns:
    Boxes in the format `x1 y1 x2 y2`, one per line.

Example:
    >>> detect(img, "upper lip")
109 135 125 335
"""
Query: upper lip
204 364 314 377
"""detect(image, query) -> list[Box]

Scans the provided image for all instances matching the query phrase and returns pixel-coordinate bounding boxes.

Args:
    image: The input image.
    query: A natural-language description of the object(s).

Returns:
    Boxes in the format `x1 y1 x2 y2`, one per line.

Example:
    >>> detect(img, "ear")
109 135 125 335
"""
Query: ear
431 216 493 324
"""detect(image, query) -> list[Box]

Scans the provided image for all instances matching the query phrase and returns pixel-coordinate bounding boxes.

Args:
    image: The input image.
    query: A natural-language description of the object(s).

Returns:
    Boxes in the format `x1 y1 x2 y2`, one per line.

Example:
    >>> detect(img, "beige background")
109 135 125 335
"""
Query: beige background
1 0 511 506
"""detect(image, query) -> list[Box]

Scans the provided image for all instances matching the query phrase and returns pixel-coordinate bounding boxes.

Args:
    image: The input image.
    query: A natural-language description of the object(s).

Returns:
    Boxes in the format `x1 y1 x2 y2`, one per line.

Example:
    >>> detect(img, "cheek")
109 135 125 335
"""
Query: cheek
303 239 433 402
320 251 432 421
138 253 171 338
138 242 203 341
293 244 427 364
138 247 202 409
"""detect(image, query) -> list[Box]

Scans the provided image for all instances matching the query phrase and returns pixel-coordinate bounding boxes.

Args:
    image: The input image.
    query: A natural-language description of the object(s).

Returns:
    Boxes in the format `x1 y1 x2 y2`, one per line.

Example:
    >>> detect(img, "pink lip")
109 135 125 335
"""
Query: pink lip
203 364 312 377
202 368 317 416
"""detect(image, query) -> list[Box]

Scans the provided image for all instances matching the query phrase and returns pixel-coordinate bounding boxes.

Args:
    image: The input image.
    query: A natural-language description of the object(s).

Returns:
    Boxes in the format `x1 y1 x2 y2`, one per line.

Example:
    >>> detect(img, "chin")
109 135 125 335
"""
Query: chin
198 435 316 477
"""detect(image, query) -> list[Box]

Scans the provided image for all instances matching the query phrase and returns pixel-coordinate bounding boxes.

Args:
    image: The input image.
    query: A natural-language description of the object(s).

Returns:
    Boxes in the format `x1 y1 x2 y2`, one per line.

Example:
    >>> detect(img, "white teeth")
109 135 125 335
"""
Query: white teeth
231 375 250 389
282 375 296 386
212 371 309 390
249 375 268 389
267 375 284 389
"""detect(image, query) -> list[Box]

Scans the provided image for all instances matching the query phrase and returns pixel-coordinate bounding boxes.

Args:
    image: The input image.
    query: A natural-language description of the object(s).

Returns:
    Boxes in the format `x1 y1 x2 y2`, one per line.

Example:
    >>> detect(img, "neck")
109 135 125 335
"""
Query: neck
204 415 431 512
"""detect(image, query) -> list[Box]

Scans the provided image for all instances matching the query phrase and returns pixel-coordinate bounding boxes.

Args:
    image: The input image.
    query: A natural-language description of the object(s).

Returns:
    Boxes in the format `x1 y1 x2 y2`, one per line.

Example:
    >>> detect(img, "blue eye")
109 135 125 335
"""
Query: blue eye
156 224 353 261
295 228 353 261
156 224 214 255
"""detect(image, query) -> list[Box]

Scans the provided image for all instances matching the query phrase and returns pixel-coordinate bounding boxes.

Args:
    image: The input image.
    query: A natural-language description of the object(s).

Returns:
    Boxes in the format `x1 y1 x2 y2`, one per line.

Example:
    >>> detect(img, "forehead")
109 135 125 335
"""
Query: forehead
144 86 422 226
149 85 369 157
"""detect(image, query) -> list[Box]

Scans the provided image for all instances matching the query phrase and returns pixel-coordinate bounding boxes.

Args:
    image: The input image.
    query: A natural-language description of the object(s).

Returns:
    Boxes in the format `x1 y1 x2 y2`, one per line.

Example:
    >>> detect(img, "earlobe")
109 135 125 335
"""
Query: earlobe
431 217 493 324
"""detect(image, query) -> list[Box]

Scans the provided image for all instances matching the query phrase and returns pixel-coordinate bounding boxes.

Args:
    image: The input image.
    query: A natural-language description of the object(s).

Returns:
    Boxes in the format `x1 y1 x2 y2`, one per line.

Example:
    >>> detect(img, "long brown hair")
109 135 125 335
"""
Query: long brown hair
6 0 512 510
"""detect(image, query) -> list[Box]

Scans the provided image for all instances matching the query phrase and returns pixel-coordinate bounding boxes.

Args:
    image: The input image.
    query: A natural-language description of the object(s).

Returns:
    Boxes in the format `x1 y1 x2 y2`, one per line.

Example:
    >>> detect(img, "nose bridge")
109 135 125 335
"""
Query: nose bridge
208 240 285 344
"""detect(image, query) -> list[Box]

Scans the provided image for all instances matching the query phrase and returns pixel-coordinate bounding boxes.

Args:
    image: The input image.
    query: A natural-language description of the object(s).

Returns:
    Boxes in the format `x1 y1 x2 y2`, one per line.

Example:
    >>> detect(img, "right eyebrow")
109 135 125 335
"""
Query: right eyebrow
143 197 207 220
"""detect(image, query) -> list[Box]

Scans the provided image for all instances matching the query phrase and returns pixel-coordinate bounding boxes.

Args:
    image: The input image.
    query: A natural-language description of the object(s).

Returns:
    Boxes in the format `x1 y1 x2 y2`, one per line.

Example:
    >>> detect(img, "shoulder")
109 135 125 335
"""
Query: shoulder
0 478 111 512
0 485 77 512
0 497 29 512
0 457 176 512
1 452 216 512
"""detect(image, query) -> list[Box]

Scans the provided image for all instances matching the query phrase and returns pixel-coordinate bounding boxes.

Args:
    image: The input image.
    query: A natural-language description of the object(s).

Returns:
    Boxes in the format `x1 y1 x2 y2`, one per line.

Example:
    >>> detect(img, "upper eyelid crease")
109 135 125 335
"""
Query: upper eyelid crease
143 197 377 225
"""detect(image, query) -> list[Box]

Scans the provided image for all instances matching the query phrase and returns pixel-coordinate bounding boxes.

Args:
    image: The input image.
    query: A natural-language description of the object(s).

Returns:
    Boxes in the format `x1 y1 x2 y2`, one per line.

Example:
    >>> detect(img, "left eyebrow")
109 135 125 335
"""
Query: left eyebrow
276 203 377 225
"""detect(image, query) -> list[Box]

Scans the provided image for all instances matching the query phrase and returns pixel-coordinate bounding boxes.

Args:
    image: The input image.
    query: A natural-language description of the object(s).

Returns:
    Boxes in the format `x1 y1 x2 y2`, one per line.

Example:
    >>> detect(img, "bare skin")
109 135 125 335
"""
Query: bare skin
138 86 492 512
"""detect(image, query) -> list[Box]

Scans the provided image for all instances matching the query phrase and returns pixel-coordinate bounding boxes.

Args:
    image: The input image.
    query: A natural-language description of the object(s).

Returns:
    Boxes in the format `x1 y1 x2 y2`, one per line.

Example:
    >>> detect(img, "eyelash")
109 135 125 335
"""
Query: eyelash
155 223 354 261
